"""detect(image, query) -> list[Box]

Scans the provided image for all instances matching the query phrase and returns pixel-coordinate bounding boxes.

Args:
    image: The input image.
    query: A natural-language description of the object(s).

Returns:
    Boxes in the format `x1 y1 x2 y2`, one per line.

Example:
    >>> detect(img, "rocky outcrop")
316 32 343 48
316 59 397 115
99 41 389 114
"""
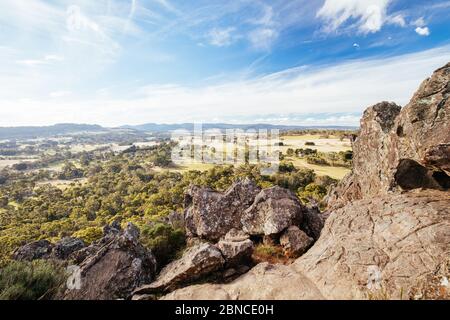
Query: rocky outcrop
294 190 450 299
242 186 306 236
13 240 53 261
280 226 313 258
217 229 254 267
133 243 224 295
184 178 261 241
327 63 450 210
62 222 157 300
161 62 450 301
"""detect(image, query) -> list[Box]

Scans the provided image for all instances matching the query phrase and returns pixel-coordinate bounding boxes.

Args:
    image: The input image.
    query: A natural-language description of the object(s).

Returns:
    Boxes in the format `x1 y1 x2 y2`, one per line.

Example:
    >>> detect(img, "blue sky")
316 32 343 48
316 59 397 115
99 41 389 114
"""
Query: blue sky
0 0 450 127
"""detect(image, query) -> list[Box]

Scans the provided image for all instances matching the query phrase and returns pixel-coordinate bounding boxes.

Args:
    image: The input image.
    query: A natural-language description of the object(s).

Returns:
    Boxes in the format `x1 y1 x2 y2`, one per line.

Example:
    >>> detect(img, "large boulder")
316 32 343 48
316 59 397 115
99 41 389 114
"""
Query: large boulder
62 222 157 300
294 190 450 299
133 243 225 295
217 229 254 267
184 178 261 241
160 62 450 301
279 226 313 258
52 237 85 260
12 240 53 261
300 206 325 240
241 186 306 236
327 63 450 210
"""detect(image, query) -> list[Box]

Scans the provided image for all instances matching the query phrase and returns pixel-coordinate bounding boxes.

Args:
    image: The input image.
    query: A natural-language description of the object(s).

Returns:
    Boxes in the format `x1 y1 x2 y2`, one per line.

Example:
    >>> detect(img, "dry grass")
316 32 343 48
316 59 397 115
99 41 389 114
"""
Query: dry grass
288 157 350 180
280 134 352 153
252 244 293 265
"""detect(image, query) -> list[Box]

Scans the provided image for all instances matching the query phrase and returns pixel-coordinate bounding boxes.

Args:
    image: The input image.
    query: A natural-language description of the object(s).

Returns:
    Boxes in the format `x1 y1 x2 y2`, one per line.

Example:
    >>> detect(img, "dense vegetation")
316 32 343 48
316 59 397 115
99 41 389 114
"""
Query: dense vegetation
0 260 66 300
0 142 335 268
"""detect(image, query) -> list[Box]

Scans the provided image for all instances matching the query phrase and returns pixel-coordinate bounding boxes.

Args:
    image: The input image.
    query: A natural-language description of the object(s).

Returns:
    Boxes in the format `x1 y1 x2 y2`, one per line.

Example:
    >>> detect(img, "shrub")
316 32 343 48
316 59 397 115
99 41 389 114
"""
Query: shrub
0 260 66 300
72 227 103 244
253 244 286 264
140 223 186 267
305 142 315 146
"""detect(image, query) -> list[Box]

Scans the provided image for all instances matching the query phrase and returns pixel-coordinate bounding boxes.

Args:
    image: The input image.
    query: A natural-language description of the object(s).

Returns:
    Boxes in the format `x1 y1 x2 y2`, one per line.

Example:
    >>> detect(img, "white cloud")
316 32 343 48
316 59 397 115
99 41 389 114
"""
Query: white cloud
389 14 406 27
413 17 426 27
317 0 391 34
207 27 237 47
415 26 430 36
2 45 449 127
249 28 278 51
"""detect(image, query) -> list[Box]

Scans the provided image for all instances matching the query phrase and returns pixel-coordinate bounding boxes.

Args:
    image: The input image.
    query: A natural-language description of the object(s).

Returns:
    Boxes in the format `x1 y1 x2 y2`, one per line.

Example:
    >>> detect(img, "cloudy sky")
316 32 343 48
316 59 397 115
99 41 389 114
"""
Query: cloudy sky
0 0 450 127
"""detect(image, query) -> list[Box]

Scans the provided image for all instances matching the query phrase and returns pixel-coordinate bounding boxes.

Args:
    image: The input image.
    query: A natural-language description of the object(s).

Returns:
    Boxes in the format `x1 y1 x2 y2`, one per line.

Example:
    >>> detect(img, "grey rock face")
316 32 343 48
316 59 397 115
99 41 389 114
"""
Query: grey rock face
241 186 305 236
133 243 225 295
217 229 253 267
62 222 157 300
52 237 85 260
184 178 261 241
327 63 450 210
279 226 313 258
12 240 53 261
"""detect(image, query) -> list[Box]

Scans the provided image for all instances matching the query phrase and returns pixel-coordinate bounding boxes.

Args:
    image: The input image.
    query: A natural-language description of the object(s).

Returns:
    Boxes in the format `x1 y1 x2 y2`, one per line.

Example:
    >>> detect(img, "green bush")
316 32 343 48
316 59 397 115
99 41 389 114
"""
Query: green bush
141 223 186 267
72 227 103 244
0 260 66 300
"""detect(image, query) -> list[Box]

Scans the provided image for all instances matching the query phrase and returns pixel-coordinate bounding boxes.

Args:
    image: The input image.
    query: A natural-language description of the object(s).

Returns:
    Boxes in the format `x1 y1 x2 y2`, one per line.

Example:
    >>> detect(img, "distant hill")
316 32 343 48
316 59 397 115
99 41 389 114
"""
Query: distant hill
0 123 105 139
122 123 357 132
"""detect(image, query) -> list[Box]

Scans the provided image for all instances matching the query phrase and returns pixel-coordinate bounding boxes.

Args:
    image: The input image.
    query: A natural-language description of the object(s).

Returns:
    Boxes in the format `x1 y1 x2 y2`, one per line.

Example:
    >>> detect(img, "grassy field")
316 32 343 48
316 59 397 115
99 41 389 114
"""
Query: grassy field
36 178 88 190
280 134 351 153
0 158 38 170
287 157 350 180
154 133 353 179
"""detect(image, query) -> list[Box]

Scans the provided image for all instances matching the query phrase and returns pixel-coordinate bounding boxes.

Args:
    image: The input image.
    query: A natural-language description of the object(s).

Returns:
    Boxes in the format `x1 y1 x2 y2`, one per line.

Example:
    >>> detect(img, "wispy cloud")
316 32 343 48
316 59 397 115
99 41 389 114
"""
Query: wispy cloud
317 0 391 34
207 27 238 47
2 45 449 126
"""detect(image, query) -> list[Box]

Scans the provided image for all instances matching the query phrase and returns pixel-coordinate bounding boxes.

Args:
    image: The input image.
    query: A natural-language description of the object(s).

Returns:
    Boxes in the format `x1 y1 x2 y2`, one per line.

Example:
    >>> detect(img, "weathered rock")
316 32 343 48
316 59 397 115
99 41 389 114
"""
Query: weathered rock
52 237 85 260
242 186 305 236
133 243 225 295
162 263 324 300
217 229 253 267
300 206 325 240
159 62 450 301
62 223 157 300
328 63 450 210
13 240 53 261
280 226 313 258
184 178 261 241
294 190 450 299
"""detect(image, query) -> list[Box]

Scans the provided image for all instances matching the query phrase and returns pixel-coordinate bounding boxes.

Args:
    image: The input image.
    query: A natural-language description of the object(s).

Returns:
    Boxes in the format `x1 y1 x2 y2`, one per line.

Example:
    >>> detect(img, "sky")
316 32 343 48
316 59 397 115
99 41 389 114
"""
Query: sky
0 0 450 127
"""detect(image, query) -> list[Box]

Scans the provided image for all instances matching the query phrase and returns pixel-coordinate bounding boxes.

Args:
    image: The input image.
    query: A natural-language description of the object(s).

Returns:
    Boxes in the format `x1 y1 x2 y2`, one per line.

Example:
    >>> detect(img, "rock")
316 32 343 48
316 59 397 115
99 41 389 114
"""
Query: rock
52 237 85 260
279 226 313 258
159 62 450 301
300 206 325 240
328 63 450 210
161 263 324 300
12 240 53 261
184 178 261 241
133 243 225 295
294 190 450 299
62 222 157 300
241 186 305 236
217 229 253 267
